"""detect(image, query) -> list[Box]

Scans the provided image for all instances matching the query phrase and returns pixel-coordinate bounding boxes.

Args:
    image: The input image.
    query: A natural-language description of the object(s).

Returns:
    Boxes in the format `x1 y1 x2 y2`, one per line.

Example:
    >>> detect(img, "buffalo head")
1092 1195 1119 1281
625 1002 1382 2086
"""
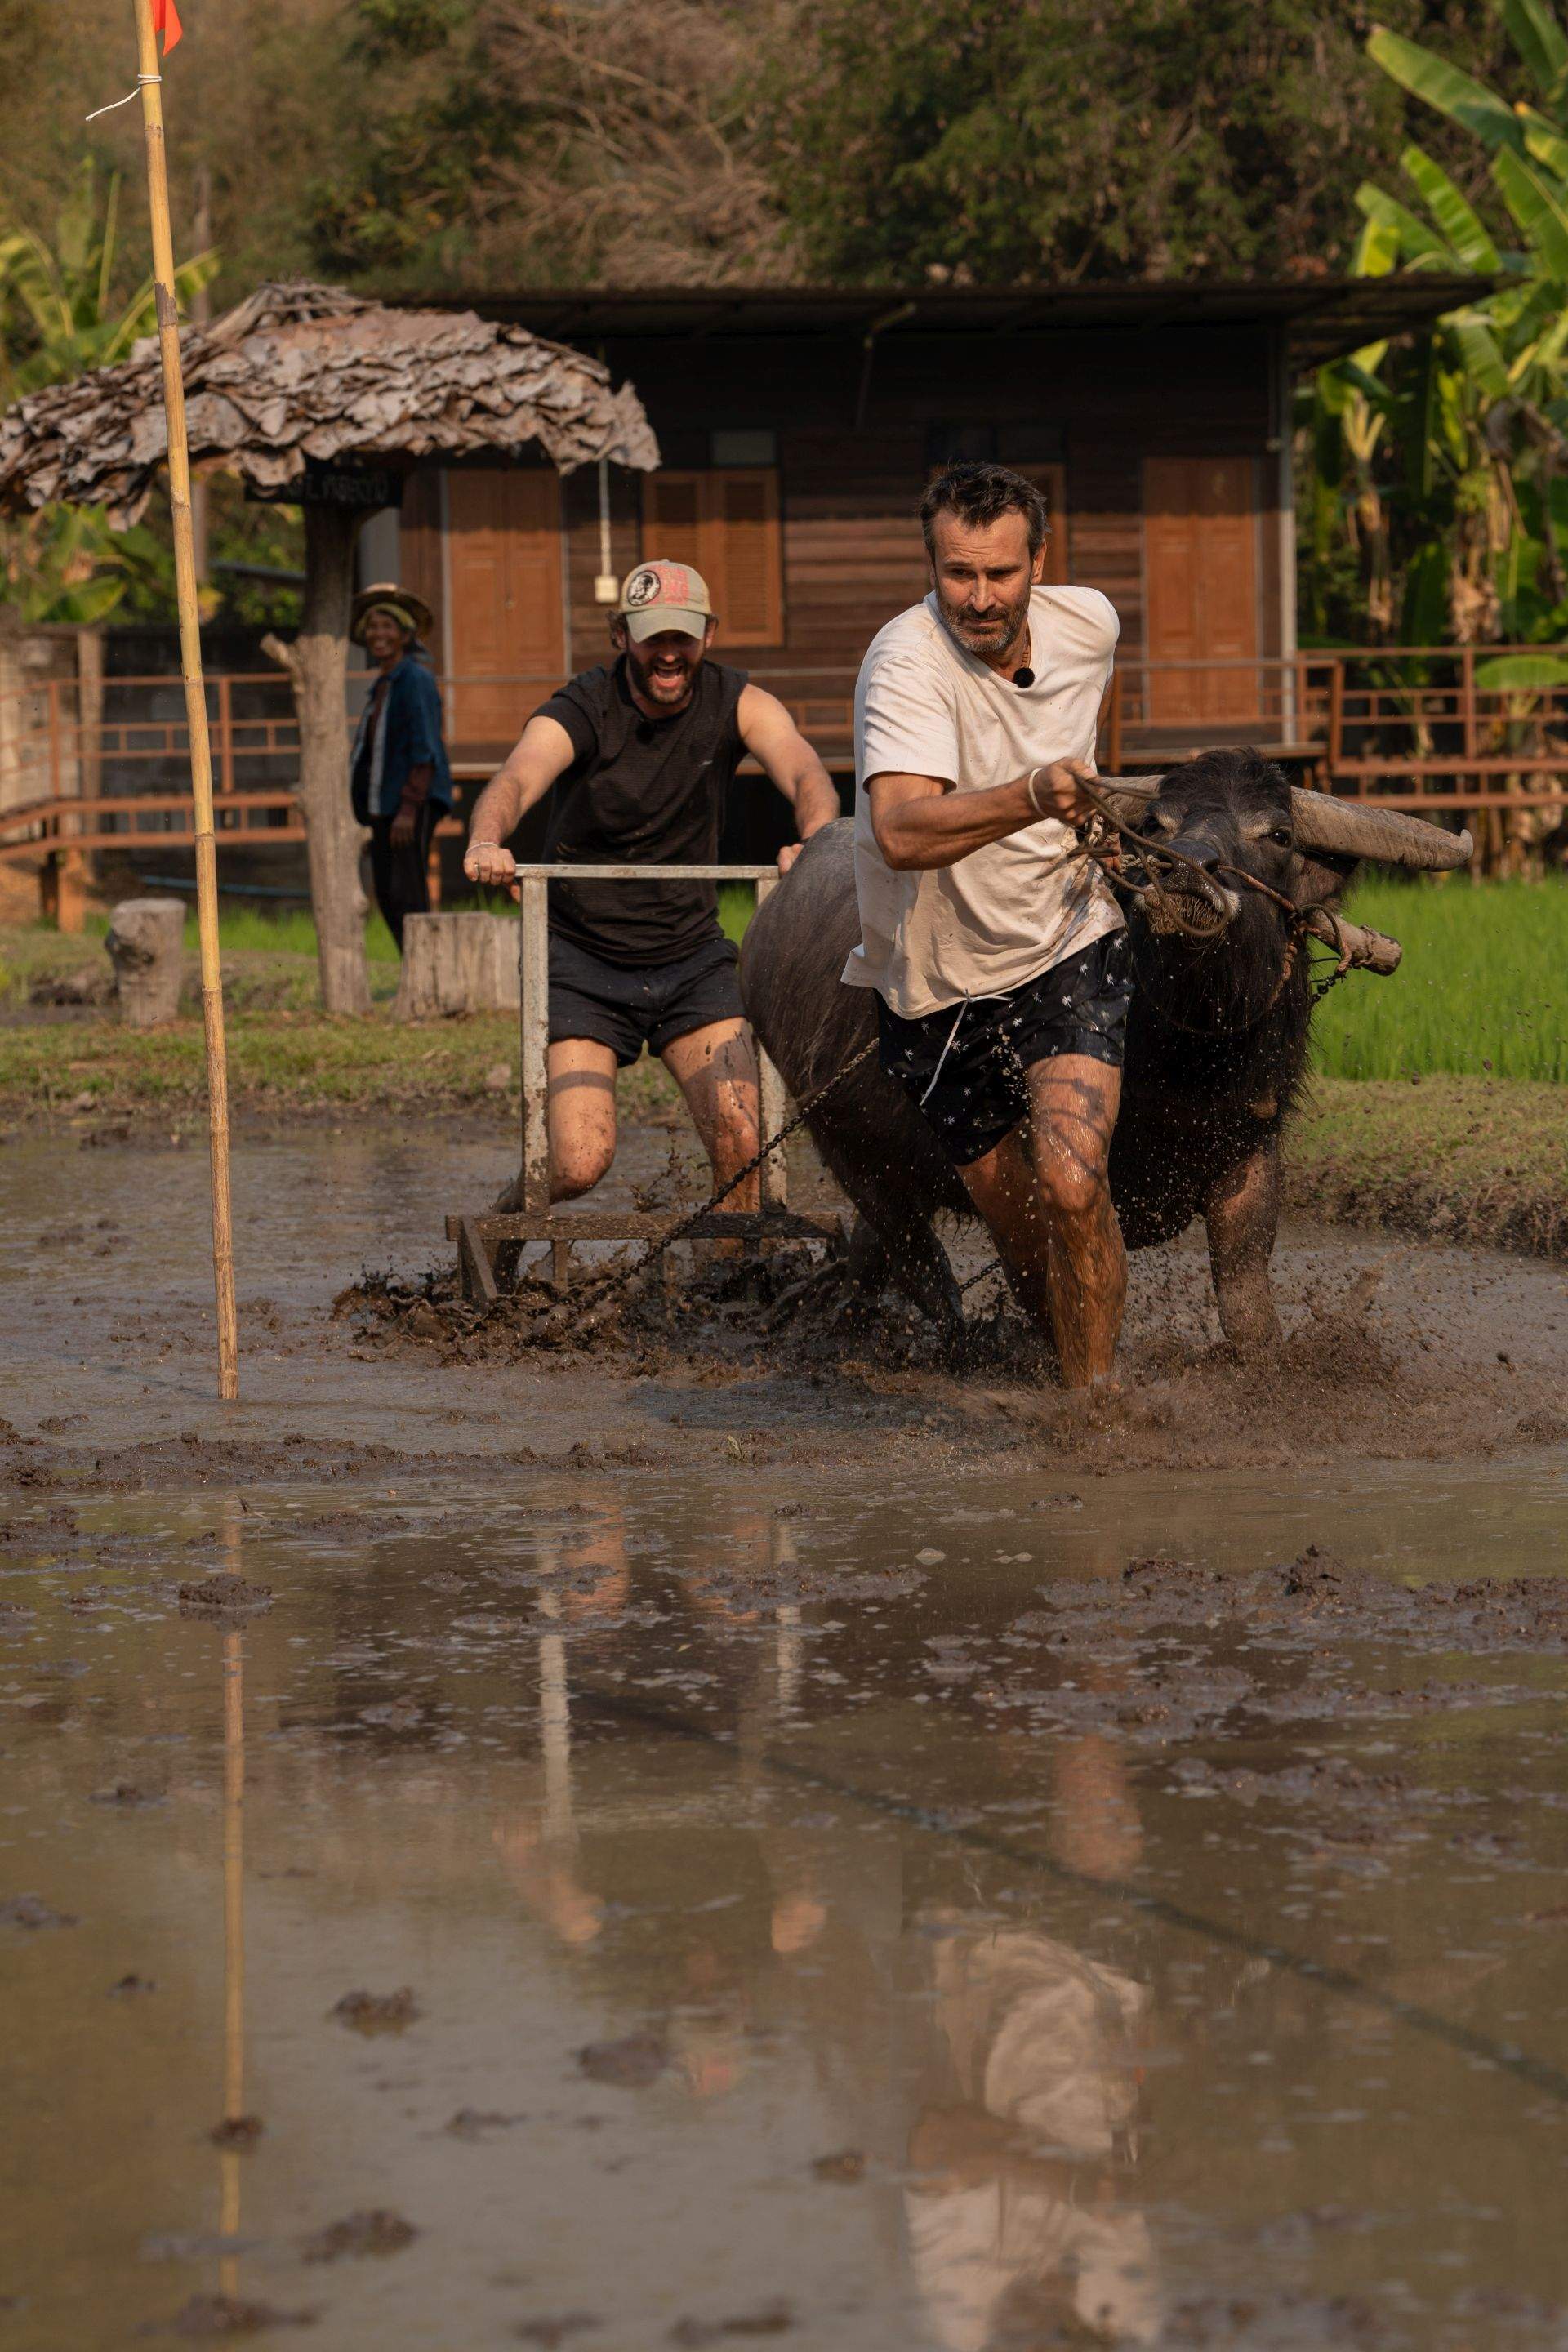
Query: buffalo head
1093 748 1472 1035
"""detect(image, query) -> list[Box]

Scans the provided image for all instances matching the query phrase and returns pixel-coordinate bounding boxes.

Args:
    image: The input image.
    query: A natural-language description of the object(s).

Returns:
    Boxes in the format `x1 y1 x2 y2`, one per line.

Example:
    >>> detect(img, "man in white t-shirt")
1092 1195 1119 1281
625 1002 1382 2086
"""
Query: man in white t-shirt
843 462 1131 1387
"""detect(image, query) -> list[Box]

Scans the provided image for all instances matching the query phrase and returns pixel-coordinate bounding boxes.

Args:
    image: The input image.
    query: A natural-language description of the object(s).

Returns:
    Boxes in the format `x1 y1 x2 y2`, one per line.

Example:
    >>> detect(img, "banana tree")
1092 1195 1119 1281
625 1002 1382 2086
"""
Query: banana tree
0 161 214 623
1307 5 1568 653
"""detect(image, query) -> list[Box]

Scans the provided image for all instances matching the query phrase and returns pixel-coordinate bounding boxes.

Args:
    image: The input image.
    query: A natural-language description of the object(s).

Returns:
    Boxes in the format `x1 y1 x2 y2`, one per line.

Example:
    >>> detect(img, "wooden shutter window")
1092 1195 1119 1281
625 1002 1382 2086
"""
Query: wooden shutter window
709 469 782 644
640 467 784 648
643 470 704 555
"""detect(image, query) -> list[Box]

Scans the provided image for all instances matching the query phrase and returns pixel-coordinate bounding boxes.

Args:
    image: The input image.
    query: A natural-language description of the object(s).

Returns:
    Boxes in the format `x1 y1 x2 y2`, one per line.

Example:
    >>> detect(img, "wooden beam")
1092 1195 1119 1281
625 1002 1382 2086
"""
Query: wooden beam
753 873 787 1214
512 862 780 881
457 1216 501 1305
519 873 550 1214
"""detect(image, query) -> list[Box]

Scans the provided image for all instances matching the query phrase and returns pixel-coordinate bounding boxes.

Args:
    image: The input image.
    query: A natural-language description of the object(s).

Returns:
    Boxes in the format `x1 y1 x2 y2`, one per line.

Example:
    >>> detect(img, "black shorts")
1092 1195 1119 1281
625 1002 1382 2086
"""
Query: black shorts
877 929 1133 1168
548 929 746 1068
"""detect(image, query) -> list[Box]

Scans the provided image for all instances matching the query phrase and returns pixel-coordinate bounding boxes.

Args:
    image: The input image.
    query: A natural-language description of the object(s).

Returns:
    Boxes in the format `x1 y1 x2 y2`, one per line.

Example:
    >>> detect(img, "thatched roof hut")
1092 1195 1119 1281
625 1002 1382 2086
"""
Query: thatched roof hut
0 281 659 1011
0 278 658 523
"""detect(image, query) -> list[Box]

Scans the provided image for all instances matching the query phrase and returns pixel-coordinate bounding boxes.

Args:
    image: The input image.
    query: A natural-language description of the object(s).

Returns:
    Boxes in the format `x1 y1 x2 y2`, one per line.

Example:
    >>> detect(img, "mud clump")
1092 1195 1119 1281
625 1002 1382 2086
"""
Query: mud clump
152 2292 317 2337
300 2209 416 2263
331 1986 421 2034
577 2030 669 2087
177 1575 274 1621
445 2108 523 2139
0 1892 76 1930
208 2115 264 2151
667 2304 794 2344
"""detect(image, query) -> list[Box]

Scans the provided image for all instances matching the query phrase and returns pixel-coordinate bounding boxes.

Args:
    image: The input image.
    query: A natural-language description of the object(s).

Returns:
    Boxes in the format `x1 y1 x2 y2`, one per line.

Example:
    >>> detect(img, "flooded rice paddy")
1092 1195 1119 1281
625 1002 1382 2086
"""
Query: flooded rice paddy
2 1125 1566 2347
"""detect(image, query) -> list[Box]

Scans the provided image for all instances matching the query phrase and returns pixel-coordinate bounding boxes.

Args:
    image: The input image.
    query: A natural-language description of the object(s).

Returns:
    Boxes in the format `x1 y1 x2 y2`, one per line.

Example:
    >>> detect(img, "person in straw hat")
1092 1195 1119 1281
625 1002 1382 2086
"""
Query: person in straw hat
349 582 454 950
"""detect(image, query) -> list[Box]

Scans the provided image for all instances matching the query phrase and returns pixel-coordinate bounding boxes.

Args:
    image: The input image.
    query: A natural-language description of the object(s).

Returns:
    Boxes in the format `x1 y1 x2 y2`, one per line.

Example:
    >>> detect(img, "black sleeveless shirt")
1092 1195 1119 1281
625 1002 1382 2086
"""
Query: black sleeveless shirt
536 657 748 966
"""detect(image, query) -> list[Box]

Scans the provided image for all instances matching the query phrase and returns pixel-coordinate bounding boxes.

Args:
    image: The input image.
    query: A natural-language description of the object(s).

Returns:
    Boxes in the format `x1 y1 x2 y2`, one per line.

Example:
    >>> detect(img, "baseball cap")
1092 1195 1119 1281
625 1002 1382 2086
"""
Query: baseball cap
617 558 713 643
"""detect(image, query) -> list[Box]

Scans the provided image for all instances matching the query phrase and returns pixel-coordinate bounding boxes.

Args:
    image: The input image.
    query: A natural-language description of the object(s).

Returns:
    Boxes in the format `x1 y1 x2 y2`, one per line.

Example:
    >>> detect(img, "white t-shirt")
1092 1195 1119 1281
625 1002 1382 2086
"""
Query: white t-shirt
843 586 1122 1018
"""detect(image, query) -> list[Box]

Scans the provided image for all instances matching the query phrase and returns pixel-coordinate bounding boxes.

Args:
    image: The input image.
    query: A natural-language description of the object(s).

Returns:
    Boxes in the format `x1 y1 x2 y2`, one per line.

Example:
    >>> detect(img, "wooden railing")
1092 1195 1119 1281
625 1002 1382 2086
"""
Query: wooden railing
4 648 1566 893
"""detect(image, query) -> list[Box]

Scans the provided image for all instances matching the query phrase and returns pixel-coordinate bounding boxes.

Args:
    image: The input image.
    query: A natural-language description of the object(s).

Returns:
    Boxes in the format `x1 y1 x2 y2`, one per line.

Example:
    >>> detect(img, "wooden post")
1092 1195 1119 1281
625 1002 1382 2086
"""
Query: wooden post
77 623 104 890
1327 657 1346 786
1460 644 1478 811
217 675 235 798
107 896 185 1026
133 0 239 1401
753 875 788 1214
519 874 550 1213
262 504 372 1016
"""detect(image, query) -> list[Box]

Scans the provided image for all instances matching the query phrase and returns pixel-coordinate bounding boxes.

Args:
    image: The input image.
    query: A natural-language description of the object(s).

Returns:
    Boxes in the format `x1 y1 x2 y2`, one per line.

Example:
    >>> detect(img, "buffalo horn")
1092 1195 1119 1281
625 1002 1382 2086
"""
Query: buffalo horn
1085 776 1159 825
1287 791 1472 870
1090 773 1472 870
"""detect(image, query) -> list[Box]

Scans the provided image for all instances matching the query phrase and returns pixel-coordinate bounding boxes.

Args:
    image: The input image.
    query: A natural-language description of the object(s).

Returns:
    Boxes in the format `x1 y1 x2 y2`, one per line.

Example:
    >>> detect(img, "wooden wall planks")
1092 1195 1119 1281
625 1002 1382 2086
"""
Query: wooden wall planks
407 320 1280 762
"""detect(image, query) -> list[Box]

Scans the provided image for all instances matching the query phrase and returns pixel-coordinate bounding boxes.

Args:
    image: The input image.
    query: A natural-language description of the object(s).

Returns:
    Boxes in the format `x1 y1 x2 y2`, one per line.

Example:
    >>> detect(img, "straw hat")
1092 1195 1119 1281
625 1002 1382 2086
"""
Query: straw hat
350 581 434 644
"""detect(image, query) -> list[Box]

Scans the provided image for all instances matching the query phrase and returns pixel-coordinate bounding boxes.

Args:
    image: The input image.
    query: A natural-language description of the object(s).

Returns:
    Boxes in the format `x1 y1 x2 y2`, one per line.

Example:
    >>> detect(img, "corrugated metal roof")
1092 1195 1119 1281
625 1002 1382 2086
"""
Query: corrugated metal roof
414 278 1486 367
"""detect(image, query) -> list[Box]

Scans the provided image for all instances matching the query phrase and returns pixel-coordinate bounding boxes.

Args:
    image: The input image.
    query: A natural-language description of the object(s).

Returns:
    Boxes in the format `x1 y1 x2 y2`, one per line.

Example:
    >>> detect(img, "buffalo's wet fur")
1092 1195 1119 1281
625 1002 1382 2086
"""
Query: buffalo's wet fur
741 750 1358 1362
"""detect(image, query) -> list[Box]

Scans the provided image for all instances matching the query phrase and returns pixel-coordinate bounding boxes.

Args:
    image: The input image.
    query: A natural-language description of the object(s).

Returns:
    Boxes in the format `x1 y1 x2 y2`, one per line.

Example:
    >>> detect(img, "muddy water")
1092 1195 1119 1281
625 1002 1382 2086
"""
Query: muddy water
5 1453 1568 2351
2 1125 1565 1475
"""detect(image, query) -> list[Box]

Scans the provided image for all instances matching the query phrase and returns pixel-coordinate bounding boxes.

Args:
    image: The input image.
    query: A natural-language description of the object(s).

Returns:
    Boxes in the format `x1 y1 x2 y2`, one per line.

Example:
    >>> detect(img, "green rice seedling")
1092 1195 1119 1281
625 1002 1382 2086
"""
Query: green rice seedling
1314 875 1567 1083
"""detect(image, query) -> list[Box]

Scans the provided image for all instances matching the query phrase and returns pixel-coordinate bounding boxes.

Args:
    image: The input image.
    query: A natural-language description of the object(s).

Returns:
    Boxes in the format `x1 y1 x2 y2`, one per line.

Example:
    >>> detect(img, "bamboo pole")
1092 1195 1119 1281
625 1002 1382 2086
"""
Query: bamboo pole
132 0 238 1401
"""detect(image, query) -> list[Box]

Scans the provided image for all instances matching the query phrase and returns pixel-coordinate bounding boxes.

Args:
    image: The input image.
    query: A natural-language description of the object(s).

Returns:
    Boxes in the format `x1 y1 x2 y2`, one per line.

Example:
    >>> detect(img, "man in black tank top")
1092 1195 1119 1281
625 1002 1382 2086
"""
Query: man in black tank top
466 559 839 1209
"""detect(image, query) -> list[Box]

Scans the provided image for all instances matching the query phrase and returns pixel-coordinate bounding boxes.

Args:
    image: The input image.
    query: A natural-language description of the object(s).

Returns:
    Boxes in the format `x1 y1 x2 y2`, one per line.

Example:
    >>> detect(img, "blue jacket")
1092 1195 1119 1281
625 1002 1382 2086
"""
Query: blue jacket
350 651 453 819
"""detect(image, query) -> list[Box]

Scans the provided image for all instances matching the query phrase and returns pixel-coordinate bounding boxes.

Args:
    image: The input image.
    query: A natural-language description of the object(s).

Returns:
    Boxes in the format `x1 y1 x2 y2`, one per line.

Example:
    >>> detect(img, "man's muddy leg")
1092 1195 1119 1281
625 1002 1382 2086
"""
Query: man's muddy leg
1204 1141 1282 1352
548 1038 620 1202
662 1019 762 1214
957 1125 1057 1334
960 1055 1125 1387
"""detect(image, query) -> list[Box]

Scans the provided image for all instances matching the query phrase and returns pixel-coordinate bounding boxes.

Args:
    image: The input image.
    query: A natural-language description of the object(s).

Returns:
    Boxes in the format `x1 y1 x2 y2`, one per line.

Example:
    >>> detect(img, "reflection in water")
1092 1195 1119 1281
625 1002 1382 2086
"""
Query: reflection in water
906 1919 1159 2350
905 1728 1160 2350
219 1502 247 2304
14 1466 1564 2346
494 1499 1164 2345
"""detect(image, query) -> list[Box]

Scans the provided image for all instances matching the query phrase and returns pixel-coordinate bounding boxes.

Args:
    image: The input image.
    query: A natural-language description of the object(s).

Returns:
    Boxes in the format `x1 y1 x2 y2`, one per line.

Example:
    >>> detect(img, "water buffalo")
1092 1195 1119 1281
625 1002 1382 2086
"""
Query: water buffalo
741 747 1470 1354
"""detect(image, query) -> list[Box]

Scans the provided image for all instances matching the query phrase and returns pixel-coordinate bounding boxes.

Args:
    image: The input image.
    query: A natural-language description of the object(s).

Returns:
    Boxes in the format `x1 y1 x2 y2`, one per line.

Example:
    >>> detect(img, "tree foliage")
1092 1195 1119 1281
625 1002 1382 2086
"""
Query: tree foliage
1303 2 1568 657
0 163 216 623
765 0 1515 285
307 0 795 288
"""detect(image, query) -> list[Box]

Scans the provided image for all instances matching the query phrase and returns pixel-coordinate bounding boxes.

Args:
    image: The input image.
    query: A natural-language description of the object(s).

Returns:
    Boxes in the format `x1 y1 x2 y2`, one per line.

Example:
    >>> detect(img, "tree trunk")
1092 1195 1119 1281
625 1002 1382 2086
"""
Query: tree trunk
264 504 370 1015
394 911 521 1020
106 897 185 1027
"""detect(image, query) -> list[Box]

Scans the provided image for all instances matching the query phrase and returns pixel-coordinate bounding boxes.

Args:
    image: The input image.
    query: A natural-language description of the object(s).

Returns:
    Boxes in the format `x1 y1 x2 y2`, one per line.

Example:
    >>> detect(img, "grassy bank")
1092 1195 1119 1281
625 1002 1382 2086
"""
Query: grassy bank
1286 1075 1568 1258
15 874 1561 1081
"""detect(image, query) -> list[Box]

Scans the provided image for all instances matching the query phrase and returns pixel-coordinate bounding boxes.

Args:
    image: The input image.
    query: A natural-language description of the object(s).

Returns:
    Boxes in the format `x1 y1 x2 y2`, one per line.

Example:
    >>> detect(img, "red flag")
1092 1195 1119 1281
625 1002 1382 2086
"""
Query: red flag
152 0 182 51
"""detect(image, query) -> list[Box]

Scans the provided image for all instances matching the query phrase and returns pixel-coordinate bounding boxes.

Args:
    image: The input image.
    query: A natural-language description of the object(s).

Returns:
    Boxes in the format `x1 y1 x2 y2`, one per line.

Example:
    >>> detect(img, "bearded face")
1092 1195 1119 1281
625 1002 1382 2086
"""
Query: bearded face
927 508 1042 666
616 622 713 711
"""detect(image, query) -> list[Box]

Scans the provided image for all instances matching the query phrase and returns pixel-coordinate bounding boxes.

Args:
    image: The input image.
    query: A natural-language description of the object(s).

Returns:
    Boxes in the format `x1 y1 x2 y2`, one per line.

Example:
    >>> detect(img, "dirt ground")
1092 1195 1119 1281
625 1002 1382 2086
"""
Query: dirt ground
3 1111 1568 2350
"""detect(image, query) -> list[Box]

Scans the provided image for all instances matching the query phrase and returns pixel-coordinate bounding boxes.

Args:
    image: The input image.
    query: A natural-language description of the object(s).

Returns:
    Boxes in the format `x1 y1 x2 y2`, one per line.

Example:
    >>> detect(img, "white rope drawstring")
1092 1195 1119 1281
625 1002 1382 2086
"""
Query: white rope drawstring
918 989 1011 1107
86 74 160 121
